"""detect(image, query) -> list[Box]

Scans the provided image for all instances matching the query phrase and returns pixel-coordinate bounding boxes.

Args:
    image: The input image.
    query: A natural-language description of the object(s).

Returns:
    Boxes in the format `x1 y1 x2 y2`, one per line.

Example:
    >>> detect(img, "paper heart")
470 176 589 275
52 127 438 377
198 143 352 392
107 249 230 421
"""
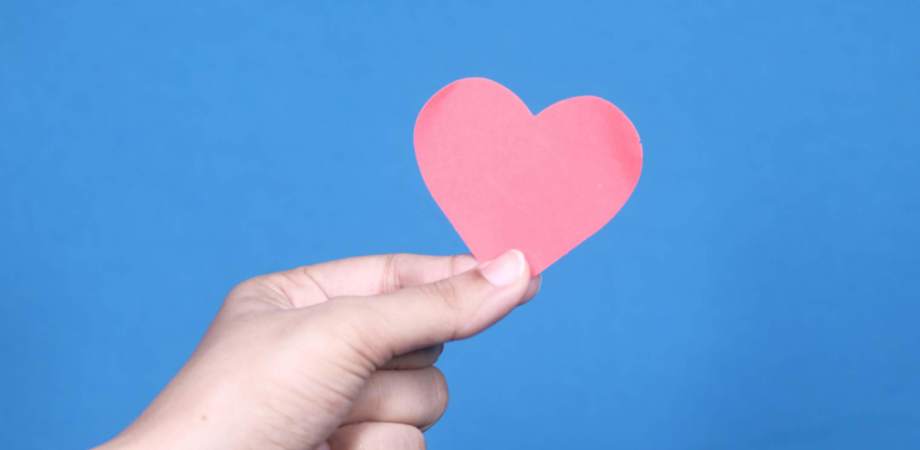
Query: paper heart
414 77 642 275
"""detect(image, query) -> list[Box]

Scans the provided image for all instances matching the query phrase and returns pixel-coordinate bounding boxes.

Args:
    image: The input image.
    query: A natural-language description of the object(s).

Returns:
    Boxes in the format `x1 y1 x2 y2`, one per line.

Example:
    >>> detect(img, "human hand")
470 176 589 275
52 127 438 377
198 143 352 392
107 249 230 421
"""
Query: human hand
99 249 539 450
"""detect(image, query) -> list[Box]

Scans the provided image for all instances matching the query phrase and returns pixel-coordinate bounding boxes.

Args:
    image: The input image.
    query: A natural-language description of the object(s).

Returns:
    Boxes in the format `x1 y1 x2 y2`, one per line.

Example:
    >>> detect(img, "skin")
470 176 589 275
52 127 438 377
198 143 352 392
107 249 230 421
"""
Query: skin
98 249 540 450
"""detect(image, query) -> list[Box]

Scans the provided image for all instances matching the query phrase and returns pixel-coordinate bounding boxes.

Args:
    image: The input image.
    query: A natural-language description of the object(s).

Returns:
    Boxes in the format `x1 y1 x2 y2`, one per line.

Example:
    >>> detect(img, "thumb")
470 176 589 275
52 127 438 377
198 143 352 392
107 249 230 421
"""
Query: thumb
324 249 533 362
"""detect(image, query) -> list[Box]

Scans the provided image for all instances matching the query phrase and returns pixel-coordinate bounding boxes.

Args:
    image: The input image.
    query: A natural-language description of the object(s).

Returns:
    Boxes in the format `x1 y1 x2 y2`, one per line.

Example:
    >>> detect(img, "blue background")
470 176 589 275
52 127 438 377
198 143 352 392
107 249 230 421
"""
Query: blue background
2 1 919 448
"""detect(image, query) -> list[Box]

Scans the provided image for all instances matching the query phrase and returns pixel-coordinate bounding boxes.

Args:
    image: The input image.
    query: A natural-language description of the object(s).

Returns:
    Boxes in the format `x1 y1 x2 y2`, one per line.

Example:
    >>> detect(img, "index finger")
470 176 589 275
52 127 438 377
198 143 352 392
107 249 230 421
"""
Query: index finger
278 253 479 300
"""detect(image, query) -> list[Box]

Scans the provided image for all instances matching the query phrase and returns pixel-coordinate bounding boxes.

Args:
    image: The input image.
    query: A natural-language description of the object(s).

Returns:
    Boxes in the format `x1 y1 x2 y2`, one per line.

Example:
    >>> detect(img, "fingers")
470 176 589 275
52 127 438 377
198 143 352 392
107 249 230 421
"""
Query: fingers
328 422 425 450
382 345 443 370
344 367 447 428
315 249 532 363
283 253 479 299
349 276 536 368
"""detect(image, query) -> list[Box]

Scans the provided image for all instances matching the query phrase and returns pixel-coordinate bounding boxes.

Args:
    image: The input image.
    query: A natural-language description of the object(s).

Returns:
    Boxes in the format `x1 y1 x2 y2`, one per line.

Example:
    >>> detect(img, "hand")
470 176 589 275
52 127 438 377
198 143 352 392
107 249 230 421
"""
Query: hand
99 249 540 450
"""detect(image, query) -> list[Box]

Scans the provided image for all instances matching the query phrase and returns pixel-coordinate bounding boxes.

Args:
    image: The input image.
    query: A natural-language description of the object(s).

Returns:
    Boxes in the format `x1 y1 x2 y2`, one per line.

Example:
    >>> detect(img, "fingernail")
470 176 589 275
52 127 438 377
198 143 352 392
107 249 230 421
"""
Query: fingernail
479 249 527 287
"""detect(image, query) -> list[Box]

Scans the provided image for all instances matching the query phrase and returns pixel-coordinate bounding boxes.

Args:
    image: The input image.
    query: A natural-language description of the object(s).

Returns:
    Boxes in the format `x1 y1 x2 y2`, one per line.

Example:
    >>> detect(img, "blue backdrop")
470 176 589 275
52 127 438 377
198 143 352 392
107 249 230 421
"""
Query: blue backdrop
2 1 919 449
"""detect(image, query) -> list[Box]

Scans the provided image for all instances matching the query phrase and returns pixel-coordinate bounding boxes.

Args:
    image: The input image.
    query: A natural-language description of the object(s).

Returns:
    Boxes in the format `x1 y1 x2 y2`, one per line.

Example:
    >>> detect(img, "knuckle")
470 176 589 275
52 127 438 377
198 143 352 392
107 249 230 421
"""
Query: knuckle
310 301 390 368
448 254 475 275
381 253 416 294
448 254 464 275
226 276 264 298
380 253 402 293
422 279 463 314
223 275 279 307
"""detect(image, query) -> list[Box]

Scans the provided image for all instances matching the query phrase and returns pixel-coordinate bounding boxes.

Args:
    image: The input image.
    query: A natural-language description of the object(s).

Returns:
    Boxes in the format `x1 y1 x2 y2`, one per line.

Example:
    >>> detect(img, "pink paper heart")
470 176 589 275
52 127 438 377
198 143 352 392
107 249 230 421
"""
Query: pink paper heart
414 78 642 275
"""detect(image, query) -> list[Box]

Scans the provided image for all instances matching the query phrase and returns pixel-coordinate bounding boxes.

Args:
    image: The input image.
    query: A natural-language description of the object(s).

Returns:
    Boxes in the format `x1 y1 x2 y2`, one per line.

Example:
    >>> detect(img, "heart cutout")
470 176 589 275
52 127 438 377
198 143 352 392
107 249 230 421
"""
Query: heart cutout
414 78 642 275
